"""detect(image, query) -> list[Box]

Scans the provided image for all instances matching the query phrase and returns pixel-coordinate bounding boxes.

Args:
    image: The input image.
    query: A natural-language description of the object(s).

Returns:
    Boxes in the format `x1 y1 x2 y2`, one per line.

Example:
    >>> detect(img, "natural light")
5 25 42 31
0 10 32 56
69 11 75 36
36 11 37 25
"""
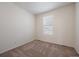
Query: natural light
43 15 53 35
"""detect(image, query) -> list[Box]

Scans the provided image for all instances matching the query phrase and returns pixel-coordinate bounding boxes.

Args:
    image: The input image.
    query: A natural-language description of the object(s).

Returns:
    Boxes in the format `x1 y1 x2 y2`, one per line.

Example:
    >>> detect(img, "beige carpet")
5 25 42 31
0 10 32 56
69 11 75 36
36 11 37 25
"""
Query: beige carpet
0 40 79 57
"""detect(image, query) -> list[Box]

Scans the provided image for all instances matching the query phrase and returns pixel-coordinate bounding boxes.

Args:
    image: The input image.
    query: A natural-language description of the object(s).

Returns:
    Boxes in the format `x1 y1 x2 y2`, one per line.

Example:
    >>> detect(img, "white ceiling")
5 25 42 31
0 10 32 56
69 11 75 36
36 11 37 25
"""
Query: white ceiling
14 2 73 14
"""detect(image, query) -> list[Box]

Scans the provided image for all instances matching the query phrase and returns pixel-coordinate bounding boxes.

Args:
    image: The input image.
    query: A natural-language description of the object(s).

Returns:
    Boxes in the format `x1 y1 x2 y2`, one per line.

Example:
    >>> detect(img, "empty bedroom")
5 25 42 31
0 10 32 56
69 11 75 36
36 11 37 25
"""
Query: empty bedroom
0 2 79 57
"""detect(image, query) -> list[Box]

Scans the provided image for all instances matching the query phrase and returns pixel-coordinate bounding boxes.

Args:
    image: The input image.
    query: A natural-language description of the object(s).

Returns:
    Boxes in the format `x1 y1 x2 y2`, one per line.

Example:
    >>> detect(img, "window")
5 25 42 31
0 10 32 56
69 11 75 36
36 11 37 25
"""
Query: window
43 15 53 35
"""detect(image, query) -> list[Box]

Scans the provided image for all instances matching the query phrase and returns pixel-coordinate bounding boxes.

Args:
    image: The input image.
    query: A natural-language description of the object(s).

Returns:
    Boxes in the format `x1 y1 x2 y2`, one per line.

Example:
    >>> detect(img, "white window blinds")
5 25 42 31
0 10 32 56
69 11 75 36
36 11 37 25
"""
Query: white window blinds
43 15 53 35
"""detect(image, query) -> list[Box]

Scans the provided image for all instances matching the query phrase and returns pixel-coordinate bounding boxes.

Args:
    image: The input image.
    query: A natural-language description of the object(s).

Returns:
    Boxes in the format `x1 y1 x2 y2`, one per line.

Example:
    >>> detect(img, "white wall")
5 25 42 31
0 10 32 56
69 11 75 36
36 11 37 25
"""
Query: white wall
0 3 35 54
75 3 79 54
36 3 75 47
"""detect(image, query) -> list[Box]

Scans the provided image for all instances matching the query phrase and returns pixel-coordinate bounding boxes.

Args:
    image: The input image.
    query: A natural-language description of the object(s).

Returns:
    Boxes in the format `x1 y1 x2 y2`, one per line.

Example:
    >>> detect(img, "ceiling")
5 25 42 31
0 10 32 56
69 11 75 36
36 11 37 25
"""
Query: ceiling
14 2 73 14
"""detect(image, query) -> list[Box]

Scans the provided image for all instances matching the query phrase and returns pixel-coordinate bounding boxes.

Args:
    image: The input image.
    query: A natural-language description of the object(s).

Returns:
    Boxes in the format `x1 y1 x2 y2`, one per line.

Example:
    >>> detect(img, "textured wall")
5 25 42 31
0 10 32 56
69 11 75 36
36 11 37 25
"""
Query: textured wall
0 3 35 54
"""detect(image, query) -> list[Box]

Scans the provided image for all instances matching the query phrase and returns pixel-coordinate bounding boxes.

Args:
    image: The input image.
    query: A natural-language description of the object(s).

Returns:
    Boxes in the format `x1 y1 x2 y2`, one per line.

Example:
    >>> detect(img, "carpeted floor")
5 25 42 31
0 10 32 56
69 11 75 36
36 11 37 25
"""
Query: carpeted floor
0 40 79 57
